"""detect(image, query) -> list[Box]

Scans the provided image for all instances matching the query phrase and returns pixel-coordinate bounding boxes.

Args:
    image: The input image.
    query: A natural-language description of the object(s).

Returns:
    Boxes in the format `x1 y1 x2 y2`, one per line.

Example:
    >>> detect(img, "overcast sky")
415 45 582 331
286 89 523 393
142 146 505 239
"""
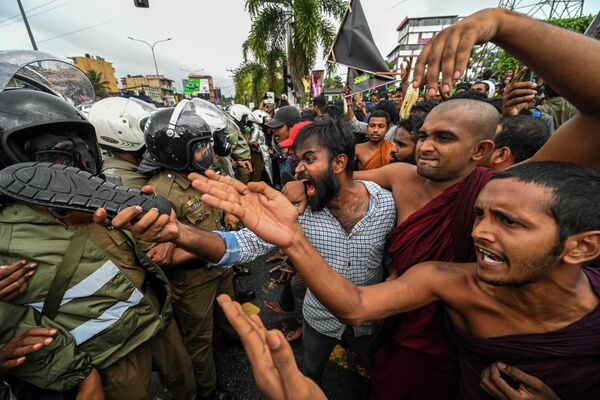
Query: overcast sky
1 0 598 96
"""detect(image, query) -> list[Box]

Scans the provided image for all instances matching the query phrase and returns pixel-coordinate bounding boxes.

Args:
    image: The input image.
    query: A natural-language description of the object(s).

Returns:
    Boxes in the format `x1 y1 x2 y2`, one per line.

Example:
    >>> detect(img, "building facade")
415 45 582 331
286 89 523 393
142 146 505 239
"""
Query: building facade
69 54 119 94
120 74 176 105
387 16 459 72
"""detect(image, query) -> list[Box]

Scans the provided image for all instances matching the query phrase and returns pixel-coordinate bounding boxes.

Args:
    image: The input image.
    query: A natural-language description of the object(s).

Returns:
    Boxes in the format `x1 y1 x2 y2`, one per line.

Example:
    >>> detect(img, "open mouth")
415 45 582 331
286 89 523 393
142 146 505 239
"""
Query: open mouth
299 177 316 196
475 245 506 266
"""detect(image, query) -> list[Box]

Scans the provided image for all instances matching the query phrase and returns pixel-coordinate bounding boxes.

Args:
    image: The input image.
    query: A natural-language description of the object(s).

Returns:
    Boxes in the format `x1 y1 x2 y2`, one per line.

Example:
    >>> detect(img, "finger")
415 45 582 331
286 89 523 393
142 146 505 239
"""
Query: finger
499 362 544 391
481 366 510 400
489 362 520 399
453 33 479 82
11 341 51 357
129 209 165 235
247 181 283 201
0 276 28 298
297 198 307 215
2 356 27 369
504 95 536 107
0 260 28 279
515 66 529 82
110 206 144 229
18 335 55 347
140 185 155 194
23 327 57 337
424 34 446 97
195 181 243 205
92 208 111 226
265 329 308 397
504 88 537 100
440 33 462 94
413 41 433 88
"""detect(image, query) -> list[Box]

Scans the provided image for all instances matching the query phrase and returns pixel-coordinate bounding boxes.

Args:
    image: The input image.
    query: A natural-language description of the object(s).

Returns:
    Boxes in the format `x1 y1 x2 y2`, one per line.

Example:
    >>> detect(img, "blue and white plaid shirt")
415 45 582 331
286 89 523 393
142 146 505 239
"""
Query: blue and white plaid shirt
215 181 397 339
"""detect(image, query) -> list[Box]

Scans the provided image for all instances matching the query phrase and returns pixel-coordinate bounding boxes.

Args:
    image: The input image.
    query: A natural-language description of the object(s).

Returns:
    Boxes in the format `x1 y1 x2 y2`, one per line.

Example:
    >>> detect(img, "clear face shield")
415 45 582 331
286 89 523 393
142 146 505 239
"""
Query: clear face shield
0 50 95 107
185 98 233 156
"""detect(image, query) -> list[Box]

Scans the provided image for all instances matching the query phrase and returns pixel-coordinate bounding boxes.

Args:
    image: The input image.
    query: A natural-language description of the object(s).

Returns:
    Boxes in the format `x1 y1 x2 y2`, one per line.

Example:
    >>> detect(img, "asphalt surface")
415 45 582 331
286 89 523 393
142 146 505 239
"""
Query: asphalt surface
150 252 371 400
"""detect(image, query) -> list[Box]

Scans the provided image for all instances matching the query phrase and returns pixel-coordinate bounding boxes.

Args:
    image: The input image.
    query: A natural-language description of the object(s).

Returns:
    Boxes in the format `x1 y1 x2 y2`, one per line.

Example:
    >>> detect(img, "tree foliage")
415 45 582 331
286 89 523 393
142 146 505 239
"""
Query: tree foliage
323 73 344 88
242 0 345 101
85 69 110 98
491 14 595 75
231 62 270 106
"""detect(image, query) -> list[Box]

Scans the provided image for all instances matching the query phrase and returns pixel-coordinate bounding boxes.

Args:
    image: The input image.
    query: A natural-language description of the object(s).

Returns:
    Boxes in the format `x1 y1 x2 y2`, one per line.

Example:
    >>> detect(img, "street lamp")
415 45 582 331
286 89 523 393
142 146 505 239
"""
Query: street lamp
127 36 172 76
179 68 205 76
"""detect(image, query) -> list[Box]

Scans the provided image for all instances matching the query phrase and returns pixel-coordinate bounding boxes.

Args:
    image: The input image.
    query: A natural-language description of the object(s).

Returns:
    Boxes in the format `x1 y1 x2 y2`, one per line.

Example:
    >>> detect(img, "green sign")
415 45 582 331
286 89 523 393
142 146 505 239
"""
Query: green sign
183 78 201 94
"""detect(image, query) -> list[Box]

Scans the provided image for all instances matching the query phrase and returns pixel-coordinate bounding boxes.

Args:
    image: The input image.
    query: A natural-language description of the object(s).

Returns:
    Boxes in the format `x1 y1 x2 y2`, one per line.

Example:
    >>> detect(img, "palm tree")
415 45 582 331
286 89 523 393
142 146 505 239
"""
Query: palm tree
231 62 269 105
85 69 110 98
244 0 345 101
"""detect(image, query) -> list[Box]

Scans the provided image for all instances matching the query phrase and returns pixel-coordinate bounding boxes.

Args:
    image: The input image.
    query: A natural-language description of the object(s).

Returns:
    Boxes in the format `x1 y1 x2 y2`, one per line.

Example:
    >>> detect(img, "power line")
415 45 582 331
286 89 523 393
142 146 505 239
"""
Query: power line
0 0 62 25
0 0 77 30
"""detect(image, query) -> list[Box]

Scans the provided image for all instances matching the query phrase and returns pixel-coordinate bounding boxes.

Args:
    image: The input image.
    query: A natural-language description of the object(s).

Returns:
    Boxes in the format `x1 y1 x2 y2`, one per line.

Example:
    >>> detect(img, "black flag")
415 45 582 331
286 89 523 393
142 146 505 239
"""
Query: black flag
328 0 393 76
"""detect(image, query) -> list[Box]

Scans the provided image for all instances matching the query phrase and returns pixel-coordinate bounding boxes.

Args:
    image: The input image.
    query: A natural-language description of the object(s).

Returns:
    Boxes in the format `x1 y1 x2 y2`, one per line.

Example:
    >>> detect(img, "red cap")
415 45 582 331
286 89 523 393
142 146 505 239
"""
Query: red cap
278 121 312 147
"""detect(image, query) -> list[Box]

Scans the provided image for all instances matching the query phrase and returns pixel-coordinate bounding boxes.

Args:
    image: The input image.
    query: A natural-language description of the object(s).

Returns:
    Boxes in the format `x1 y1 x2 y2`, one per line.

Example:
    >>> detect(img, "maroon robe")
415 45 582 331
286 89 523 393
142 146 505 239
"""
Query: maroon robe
370 167 495 400
451 267 600 400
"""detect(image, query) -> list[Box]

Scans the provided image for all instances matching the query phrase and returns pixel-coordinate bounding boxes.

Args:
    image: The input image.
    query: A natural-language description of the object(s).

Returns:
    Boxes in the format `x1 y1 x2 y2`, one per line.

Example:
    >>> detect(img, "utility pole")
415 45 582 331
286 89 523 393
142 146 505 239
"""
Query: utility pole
17 0 38 50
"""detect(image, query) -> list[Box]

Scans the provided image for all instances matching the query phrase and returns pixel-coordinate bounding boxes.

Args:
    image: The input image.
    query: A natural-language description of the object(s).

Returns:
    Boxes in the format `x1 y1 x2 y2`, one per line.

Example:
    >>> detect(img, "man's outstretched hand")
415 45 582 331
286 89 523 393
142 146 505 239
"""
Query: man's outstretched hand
217 294 326 400
413 8 503 96
189 170 303 250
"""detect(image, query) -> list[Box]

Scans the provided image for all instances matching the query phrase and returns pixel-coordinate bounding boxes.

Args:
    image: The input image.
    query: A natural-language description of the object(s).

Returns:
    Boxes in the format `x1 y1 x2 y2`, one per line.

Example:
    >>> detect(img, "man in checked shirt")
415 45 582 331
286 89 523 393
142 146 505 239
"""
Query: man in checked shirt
104 118 397 386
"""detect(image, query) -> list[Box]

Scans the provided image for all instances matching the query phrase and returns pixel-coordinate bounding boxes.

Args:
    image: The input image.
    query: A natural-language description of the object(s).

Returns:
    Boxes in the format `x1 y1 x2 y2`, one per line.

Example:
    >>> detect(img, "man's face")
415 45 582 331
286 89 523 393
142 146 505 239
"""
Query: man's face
472 83 489 97
367 117 388 143
415 109 483 181
472 178 561 286
370 93 380 104
294 137 340 211
394 92 403 108
274 124 290 144
391 127 416 163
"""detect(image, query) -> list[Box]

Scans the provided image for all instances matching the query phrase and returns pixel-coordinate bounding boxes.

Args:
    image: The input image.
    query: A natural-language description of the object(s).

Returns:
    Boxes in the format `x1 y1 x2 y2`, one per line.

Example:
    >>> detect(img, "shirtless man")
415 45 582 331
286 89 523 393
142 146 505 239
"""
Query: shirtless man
354 110 393 170
203 161 599 400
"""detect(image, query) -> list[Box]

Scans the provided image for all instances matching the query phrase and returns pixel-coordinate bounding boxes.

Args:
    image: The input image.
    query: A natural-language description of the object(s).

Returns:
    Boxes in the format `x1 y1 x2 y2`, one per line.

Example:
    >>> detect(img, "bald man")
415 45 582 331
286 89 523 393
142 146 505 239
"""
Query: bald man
351 98 499 399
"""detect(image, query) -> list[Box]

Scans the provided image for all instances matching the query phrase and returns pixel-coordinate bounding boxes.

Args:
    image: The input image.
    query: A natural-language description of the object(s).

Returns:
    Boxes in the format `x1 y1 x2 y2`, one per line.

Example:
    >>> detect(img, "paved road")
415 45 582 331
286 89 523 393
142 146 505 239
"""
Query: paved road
150 252 371 399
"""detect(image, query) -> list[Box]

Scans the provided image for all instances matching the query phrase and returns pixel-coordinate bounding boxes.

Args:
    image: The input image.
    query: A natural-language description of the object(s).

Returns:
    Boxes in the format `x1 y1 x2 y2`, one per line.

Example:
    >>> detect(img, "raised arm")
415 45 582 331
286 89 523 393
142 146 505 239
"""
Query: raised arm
192 171 442 324
414 7 600 168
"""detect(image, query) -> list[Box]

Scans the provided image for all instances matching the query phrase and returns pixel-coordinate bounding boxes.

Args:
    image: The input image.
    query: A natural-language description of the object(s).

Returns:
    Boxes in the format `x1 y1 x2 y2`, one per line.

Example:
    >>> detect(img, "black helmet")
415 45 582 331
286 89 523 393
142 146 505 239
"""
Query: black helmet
144 99 214 173
0 89 101 174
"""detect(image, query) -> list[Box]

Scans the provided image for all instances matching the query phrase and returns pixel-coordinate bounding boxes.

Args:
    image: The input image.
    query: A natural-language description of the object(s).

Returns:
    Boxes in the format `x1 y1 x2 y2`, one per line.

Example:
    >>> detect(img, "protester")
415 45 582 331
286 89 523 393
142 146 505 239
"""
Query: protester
355 110 394 170
99 119 397 391
390 113 423 164
206 161 600 400
481 115 550 171
538 84 577 128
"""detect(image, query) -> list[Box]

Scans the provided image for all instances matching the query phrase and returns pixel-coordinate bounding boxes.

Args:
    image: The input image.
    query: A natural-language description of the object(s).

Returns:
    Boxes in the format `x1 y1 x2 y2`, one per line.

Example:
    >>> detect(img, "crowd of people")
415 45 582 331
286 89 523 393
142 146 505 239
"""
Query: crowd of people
0 6 599 400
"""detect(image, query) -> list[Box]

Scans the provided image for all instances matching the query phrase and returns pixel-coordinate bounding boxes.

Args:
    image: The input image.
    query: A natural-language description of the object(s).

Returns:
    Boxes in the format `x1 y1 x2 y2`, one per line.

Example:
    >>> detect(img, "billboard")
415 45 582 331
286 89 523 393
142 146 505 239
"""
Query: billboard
183 77 210 95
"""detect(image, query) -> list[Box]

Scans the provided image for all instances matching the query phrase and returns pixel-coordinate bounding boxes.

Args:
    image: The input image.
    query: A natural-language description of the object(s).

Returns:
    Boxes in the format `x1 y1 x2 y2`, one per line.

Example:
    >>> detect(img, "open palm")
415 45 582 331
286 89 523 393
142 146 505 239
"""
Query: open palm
189 171 303 249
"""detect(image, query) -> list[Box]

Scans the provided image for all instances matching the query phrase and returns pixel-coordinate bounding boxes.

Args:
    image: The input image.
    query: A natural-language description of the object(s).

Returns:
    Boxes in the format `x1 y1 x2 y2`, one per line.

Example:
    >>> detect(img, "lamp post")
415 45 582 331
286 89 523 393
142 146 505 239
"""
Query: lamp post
127 36 172 76
179 68 205 76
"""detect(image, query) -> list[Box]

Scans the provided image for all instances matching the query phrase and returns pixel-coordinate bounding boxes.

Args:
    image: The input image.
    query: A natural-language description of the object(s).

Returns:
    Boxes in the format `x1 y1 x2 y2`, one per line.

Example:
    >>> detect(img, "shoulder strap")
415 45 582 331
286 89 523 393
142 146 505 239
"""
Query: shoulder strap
42 227 88 320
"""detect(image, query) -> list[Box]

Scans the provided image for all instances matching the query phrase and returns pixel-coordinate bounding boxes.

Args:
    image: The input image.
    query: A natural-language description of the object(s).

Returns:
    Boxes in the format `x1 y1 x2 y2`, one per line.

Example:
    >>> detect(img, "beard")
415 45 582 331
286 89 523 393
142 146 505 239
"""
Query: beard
478 241 563 287
301 164 340 212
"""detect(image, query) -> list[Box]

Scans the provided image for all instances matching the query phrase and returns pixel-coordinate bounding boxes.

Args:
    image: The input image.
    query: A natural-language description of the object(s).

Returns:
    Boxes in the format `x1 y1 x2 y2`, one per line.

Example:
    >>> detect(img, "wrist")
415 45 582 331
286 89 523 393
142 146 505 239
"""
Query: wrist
280 226 309 255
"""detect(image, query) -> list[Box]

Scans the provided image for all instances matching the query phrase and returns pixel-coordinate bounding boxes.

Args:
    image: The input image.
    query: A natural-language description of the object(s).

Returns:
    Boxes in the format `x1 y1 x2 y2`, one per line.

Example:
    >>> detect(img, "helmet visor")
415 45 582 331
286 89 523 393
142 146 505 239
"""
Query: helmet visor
0 50 95 107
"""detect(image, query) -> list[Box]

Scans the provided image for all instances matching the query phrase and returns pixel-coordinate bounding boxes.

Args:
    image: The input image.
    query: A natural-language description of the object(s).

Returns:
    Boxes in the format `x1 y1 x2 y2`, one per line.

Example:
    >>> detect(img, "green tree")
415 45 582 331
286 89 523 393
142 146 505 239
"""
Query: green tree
491 14 594 75
231 62 269 105
243 0 345 101
323 73 343 89
85 69 110 98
